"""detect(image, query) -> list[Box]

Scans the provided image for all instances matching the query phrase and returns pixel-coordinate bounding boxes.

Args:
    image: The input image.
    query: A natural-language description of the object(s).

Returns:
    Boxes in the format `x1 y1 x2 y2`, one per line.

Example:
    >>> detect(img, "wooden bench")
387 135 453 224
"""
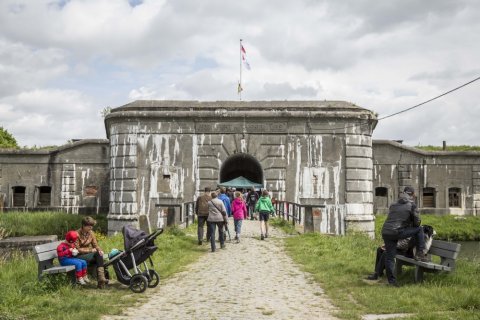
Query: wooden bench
33 241 76 282
395 239 461 283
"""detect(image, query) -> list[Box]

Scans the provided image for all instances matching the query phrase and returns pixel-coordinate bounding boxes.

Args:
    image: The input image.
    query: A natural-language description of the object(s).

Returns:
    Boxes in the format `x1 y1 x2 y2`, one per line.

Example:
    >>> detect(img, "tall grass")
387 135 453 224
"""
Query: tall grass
0 222 205 320
374 214 480 241
0 211 108 238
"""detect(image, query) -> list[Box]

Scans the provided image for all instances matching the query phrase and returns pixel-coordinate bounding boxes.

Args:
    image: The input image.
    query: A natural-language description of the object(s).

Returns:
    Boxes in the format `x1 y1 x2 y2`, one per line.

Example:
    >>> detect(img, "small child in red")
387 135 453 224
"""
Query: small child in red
57 230 88 285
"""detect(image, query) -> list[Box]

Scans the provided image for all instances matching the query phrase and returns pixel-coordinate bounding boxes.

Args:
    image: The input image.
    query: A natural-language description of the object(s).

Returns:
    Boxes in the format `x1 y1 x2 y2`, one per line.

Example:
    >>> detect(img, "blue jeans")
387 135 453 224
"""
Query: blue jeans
209 222 225 251
382 227 425 284
60 257 87 277
234 219 243 235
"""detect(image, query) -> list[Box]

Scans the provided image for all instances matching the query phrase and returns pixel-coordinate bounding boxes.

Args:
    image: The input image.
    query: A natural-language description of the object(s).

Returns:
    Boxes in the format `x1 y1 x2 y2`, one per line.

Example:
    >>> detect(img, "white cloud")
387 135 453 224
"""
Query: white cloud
0 0 479 147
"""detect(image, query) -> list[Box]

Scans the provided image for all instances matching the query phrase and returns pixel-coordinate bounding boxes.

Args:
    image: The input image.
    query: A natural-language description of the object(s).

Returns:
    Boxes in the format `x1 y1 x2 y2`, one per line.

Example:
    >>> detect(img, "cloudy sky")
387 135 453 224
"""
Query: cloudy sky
0 0 479 147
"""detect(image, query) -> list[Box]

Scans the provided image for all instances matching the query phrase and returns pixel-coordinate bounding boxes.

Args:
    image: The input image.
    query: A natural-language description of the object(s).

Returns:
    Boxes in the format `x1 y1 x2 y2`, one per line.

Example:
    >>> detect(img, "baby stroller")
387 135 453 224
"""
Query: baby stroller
104 226 163 293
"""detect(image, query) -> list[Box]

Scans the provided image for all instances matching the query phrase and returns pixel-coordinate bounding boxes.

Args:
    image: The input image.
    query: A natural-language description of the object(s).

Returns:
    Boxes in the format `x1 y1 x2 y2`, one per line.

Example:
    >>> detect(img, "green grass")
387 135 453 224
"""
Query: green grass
0 211 108 238
414 145 480 152
374 214 480 241
0 223 205 320
279 217 480 320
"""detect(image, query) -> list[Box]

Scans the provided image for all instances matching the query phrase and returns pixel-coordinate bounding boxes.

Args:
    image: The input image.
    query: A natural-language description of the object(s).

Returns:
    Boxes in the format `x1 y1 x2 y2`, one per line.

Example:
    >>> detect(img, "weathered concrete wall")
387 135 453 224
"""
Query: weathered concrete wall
0 140 109 214
105 100 377 236
373 140 480 216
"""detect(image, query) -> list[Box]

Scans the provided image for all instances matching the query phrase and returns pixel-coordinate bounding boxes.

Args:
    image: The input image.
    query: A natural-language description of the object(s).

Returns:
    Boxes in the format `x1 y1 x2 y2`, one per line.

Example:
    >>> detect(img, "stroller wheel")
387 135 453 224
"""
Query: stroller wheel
146 270 160 288
129 274 148 293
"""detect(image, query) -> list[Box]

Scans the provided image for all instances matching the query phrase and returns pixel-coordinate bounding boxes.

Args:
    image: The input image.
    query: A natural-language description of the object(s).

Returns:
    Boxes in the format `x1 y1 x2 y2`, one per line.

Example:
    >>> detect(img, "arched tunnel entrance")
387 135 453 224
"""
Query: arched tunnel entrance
219 153 263 186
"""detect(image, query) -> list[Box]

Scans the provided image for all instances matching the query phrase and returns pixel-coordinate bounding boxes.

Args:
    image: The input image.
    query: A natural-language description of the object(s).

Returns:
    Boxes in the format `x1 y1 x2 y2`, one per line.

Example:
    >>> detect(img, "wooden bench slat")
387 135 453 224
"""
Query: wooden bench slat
429 240 461 252
42 265 76 274
35 250 59 262
34 241 62 254
395 239 460 283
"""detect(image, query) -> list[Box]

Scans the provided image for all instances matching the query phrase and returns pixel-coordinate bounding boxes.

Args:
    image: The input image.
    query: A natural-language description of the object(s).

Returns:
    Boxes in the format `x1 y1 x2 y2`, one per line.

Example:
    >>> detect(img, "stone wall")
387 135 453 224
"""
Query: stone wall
373 140 480 216
105 100 377 236
0 140 109 214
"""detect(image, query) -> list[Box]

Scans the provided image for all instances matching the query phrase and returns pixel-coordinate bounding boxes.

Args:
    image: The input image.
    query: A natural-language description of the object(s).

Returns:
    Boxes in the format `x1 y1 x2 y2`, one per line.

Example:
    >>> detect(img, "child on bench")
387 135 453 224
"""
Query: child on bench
57 230 88 285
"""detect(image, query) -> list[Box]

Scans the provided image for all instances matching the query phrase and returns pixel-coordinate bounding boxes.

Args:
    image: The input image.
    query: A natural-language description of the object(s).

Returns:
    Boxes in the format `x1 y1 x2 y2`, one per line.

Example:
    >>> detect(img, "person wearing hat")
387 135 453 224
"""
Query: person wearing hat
381 186 427 286
57 230 88 285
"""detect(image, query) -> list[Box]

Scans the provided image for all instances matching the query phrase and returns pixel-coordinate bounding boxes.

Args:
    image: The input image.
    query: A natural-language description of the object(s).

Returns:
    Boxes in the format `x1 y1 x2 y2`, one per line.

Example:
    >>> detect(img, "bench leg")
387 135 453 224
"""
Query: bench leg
414 266 424 283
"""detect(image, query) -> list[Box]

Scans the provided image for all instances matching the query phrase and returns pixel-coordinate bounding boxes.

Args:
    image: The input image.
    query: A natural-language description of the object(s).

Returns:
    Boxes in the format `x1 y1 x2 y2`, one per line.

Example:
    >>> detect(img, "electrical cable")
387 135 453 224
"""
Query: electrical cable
310 76 480 132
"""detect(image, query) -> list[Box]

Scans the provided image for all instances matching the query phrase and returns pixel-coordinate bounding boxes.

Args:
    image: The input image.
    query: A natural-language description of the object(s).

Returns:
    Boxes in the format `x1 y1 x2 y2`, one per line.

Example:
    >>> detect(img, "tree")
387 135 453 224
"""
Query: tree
0 127 18 149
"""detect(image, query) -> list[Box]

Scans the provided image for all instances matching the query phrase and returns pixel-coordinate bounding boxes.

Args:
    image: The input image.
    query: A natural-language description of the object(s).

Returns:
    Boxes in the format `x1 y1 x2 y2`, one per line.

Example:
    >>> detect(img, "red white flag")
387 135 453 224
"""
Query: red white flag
241 44 251 70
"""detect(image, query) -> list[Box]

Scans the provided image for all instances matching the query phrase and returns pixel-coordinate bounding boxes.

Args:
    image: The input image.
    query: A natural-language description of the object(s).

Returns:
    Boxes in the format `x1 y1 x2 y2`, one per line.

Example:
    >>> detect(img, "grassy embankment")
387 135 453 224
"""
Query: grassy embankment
271 215 480 320
0 212 204 320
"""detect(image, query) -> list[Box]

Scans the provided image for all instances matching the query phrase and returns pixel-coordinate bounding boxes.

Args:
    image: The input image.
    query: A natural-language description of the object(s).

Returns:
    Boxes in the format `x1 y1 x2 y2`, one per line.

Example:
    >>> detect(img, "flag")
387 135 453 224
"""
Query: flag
241 44 251 70
238 83 243 93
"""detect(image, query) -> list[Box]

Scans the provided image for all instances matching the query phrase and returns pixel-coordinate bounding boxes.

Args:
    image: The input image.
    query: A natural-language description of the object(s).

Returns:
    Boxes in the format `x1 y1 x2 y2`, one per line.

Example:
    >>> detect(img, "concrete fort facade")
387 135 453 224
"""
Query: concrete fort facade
2 100 479 236
104 101 377 235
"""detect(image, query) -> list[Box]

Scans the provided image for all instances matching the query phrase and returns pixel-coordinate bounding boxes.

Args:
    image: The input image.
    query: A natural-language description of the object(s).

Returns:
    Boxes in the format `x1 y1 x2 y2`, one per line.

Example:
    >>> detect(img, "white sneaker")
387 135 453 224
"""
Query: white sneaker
83 275 91 283
77 277 87 285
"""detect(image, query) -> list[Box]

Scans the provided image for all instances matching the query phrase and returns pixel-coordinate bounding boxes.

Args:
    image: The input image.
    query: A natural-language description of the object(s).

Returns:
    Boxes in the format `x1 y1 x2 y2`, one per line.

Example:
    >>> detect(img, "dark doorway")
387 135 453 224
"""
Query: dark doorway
12 186 26 207
219 153 263 185
36 186 52 207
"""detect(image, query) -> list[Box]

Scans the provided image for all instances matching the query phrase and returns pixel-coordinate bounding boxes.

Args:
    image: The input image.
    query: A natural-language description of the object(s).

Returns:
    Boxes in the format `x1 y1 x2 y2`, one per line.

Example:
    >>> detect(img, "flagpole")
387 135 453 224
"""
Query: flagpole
239 39 242 101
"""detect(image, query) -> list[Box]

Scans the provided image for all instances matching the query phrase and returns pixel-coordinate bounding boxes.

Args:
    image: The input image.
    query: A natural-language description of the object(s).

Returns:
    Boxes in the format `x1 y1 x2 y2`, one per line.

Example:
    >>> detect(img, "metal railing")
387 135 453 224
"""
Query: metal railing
155 201 195 227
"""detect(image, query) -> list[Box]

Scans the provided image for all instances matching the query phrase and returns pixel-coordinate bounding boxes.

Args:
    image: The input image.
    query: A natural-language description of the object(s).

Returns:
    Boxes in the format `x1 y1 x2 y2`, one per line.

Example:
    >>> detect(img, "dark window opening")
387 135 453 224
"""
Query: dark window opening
448 187 461 208
312 175 318 195
163 174 171 180
84 186 98 197
375 187 388 197
422 187 436 208
37 186 52 206
12 186 26 207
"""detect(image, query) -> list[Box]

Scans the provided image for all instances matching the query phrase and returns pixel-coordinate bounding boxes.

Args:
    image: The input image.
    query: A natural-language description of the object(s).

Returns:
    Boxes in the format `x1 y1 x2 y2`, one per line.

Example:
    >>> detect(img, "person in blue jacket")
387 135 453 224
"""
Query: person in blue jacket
217 187 232 217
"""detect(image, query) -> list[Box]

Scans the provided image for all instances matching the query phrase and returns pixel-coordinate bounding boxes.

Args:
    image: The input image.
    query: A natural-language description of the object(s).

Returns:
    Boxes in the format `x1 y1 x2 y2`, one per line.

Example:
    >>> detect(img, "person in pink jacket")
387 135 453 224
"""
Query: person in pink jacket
231 191 248 243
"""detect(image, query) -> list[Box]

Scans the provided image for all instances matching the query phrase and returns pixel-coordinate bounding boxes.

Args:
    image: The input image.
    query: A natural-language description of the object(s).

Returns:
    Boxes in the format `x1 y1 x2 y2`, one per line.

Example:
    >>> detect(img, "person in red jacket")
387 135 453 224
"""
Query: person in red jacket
231 191 248 243
57 230 88 285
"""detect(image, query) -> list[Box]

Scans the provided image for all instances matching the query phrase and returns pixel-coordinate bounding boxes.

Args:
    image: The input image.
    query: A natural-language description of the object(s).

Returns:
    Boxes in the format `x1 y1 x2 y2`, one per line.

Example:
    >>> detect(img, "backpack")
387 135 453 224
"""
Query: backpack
196 195 210 215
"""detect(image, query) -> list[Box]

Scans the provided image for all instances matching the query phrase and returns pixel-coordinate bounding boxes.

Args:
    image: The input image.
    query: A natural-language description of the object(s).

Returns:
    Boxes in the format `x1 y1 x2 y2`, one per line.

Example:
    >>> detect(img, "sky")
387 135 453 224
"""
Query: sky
0 0 479 148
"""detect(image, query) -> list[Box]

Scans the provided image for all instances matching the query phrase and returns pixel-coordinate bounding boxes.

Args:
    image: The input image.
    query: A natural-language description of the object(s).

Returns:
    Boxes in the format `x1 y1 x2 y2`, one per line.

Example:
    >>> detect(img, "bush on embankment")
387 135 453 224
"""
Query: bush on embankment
0 219 204 320
272 217 480 320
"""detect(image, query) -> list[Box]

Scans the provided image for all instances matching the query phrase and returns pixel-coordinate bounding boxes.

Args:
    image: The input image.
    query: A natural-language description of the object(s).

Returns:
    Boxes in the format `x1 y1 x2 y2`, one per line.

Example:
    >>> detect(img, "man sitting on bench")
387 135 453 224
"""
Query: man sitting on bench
381 186 428 287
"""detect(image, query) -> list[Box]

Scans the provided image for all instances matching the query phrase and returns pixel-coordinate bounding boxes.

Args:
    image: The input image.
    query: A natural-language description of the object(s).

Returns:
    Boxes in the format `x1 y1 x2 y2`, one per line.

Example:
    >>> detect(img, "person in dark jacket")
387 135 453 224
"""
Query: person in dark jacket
195 187 212 245
381 186 427 286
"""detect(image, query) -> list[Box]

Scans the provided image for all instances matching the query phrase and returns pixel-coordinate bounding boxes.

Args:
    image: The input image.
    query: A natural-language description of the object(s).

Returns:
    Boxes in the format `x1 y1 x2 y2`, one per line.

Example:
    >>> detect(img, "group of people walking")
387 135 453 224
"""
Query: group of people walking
195 186 275 252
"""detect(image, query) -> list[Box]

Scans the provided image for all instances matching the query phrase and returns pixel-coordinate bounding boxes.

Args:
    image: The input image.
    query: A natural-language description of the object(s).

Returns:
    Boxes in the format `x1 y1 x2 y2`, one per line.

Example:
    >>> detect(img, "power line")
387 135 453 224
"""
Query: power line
377 76 480 121
310 75 480 132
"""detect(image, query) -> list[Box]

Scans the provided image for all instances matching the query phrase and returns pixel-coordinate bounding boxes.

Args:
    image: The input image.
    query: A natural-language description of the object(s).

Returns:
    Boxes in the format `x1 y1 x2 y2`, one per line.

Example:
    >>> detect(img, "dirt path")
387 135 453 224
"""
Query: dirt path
103 220 338 320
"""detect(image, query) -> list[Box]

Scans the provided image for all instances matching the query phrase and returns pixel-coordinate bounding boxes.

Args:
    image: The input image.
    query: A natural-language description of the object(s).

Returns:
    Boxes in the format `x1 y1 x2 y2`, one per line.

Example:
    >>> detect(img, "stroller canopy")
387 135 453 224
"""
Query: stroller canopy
123 225 149 251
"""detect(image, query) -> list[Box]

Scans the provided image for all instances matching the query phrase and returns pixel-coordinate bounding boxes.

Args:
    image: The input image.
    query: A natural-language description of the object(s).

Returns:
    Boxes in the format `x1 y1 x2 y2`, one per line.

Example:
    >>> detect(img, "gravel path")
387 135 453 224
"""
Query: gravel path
103 220 338 320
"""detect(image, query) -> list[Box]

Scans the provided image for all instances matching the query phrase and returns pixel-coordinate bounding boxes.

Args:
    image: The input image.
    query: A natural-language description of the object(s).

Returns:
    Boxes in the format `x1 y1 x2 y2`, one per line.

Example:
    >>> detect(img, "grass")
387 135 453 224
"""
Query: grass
277 217 480 320
0 211 108 239
414 145 480 152
374 214 480 241
0 216 205 320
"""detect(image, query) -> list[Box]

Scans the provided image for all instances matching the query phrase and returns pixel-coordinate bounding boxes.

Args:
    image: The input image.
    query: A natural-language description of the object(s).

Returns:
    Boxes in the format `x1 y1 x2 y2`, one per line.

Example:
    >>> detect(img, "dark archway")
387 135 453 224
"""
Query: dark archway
219 153 263 185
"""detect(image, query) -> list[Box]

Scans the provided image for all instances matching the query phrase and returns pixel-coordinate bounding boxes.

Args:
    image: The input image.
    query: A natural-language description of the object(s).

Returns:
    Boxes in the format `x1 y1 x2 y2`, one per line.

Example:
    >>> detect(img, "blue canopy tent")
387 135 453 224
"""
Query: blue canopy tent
218 176 263 189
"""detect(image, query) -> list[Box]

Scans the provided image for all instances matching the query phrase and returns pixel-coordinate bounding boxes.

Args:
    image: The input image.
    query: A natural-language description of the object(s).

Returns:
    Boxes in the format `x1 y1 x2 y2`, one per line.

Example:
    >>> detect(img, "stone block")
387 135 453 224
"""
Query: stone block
346 191 373 203
473 179 480 186
345 135 372 147
109 202 138 214
346 158 373 169
345 204 374 215
346 180 372 192
110 168 137 180
110 156 137 168
110 179 137 191
110 191 136 202
110 144 137 157
346 168 372 180
346 146 372 158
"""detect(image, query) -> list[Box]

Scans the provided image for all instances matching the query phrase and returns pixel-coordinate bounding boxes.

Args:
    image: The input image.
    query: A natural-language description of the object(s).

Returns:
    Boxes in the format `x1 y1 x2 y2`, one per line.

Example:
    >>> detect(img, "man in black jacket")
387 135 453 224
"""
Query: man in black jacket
381 186 427 286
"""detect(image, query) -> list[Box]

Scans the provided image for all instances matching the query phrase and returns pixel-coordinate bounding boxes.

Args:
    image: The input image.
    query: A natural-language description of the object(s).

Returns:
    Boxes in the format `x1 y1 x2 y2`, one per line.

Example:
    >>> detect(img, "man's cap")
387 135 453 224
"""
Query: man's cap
404 186 415 194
